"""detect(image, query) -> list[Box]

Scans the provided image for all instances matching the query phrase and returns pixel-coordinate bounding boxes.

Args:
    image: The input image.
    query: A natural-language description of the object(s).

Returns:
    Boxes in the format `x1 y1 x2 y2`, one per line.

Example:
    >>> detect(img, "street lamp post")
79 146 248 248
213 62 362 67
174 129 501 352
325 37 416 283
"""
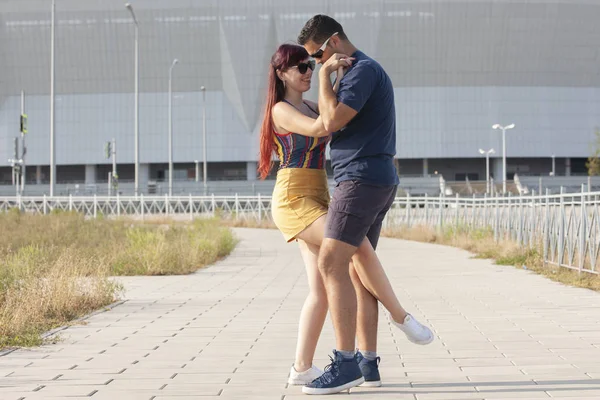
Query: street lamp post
50 0 56 197
492 123 515 194
19 91 27 195
125 3 139 196
168 59 178 196
479 148 495 194
194 160 199 183
201 86 207 195
551 154 556 176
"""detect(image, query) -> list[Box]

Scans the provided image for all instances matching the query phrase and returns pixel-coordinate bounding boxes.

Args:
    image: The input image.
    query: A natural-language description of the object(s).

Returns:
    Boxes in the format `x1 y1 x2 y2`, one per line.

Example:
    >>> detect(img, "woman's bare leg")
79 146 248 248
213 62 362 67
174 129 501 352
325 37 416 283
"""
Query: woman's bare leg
298 215 408 323
350 260 378 353
293 239 328 372
352 240 408 324
296 215 410 350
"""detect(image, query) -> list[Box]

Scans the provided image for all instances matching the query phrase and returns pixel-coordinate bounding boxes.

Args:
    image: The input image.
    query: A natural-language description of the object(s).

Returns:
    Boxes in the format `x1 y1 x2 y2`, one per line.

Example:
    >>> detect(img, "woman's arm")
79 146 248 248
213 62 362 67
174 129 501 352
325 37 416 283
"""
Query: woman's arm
272 102 330 138
333 66 345 93
303 67 345 117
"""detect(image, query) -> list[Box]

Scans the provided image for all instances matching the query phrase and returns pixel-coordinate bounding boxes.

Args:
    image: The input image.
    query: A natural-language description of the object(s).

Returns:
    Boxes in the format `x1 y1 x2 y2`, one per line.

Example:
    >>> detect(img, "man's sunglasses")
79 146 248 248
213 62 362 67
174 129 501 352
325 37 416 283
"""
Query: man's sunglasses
292 60 315 74
310 32 338 59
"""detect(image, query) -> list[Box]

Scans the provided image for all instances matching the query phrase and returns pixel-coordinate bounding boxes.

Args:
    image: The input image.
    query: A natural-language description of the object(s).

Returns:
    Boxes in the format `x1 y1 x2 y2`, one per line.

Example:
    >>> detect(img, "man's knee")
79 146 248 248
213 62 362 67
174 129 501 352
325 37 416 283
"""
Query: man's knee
318 239 355 277
318 249 347 277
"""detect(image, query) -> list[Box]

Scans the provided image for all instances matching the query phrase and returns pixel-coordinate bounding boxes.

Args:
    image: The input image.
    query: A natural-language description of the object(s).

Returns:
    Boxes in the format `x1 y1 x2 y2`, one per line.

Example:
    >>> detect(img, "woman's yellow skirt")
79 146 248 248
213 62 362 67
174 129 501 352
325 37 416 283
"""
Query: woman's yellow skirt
271 168 330 242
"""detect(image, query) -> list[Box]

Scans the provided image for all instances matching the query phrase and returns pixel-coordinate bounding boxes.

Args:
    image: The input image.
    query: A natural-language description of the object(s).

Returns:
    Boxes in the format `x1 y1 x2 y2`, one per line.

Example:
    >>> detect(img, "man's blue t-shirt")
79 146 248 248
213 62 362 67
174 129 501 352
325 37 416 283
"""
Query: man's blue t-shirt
331 50 399 186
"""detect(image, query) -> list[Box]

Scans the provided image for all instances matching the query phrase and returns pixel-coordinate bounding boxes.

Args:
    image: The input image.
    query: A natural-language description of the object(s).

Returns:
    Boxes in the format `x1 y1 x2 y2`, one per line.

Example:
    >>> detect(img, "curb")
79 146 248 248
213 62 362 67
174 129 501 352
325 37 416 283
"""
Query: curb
0 347 16 357
0 299 127 358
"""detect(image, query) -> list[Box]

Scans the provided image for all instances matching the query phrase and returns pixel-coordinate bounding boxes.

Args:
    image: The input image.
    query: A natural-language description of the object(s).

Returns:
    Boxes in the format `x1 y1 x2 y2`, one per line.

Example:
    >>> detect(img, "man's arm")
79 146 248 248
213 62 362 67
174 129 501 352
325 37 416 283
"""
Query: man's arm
318 55 358 133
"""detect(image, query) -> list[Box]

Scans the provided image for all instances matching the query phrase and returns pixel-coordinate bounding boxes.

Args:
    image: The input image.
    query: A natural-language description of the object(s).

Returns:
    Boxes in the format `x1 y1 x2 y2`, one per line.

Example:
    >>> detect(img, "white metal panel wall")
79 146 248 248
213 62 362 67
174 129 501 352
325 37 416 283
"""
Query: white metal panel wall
1 0 599 166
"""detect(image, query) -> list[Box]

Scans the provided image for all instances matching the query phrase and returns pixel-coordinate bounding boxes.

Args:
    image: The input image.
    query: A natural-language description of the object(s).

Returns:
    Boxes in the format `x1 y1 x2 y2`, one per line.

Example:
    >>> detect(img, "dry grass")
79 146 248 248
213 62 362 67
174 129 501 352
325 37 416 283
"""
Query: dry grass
383 224 600 292
221 218 277 230
0 250 117 348
0 210 237 348
111 218 237 276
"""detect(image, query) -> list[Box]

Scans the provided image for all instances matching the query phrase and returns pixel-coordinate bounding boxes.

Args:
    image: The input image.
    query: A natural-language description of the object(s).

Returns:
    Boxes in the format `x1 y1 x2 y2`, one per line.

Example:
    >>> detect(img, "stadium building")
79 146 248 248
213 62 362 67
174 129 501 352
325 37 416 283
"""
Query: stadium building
1 0 599 195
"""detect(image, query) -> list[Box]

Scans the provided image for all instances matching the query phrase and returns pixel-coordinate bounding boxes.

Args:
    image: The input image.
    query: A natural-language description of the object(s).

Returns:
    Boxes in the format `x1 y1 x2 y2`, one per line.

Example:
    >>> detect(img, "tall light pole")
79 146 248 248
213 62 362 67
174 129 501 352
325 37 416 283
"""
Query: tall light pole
551 154 556 176
479 148 495 194
20 91 26 195
49 0 56 197
492 123 515 194
168 59 178 196
201 86 207 194
125 3 139 196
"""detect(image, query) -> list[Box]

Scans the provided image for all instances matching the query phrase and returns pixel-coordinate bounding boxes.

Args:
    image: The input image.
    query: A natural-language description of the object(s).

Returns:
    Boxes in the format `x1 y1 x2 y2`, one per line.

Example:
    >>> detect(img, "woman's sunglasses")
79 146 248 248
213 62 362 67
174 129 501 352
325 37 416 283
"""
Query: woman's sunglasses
292 60 316 74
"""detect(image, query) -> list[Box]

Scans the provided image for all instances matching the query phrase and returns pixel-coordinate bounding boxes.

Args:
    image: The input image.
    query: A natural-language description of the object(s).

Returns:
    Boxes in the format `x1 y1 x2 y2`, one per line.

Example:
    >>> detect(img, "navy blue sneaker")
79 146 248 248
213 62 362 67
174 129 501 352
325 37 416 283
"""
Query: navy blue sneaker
302 351 364 395
356 351 382 387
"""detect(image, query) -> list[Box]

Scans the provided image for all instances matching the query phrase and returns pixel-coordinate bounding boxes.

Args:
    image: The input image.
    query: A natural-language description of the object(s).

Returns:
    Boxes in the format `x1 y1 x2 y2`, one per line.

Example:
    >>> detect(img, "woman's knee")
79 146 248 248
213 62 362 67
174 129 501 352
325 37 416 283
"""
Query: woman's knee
307 289 328 307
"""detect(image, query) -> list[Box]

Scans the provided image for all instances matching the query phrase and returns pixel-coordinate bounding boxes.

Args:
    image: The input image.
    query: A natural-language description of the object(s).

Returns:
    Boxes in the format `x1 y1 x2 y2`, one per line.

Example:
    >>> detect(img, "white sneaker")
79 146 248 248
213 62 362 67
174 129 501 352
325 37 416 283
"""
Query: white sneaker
288 365 323 385
392 314 434 345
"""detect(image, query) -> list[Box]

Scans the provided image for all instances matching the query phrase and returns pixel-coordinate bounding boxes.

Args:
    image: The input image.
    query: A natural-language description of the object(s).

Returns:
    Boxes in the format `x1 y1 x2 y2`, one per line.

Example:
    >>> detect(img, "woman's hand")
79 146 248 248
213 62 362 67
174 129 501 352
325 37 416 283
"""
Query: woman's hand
320 53 354 77
333 66 345 93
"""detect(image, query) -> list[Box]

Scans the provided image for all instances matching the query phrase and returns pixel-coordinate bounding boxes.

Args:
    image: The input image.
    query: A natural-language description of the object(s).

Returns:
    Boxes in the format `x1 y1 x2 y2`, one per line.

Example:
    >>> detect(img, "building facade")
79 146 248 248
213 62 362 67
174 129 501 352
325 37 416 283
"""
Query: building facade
0 0 599 194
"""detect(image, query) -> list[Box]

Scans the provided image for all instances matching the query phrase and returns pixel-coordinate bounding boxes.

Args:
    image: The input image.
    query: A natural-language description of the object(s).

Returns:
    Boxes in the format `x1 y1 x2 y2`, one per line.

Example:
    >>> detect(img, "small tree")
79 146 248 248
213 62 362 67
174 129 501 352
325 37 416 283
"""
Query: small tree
587 128 600 176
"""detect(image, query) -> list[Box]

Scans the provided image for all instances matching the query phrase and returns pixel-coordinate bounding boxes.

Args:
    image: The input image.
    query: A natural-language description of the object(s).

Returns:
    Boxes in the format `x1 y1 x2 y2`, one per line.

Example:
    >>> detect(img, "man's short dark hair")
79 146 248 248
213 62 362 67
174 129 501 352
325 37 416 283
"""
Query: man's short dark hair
297 14 348 46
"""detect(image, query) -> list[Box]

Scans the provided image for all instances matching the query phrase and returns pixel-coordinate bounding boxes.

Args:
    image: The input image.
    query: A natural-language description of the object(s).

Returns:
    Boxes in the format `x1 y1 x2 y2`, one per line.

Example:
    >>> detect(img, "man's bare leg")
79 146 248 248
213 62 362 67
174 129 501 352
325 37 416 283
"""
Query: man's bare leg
317 238 357 353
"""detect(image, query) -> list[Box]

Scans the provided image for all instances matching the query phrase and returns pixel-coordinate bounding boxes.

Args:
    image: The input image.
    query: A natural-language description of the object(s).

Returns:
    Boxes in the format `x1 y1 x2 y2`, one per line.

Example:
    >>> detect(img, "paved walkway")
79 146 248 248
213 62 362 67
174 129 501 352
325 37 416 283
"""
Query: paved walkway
2 228 600 400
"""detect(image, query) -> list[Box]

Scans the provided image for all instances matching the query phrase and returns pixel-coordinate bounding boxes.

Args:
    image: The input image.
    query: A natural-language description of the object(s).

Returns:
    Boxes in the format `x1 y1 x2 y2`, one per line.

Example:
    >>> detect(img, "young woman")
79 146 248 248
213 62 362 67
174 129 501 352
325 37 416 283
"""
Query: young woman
259 44 433 386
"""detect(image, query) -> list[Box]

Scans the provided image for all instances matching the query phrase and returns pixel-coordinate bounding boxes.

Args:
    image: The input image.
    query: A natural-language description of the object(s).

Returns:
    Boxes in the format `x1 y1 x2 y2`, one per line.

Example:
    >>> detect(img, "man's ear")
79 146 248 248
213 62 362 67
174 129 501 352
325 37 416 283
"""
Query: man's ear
330 35 341 49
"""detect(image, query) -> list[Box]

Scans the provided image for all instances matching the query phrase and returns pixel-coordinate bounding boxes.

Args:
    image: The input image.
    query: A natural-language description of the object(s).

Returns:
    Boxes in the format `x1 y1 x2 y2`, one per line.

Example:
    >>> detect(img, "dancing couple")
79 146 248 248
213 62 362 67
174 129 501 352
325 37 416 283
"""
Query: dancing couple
258 14 434 395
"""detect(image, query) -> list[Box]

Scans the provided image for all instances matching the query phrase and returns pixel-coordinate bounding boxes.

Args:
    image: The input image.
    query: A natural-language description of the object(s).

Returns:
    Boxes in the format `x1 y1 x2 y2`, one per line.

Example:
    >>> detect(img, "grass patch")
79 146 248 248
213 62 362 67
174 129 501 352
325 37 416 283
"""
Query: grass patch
0 210 237 349
112 219 237 276
383 224 600 292
220 216 277 230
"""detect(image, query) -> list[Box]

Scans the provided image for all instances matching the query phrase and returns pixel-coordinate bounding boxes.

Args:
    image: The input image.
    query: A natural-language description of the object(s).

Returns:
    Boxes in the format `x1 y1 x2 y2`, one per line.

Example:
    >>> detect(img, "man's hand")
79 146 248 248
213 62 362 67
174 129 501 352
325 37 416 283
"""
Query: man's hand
318 54 357 133
320 53 354 76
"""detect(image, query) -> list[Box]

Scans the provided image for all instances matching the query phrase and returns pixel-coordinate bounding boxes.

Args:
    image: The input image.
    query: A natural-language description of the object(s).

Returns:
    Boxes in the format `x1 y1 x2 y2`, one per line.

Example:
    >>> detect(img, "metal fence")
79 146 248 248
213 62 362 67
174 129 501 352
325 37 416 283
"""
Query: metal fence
0 175 443 197
1 188 598 275
0 194 273 224
385 188 599 275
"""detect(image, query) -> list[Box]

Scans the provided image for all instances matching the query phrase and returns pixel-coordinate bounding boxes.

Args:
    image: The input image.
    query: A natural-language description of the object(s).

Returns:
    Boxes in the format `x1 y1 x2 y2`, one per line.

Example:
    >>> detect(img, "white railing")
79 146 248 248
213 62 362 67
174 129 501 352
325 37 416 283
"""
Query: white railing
0 194 273 223
1 188 599 274
385 188 599 274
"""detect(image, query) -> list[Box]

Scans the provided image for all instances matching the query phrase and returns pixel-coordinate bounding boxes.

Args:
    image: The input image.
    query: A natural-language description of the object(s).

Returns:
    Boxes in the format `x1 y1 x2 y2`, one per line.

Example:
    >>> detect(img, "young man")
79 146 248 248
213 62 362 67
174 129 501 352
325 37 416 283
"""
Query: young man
298 15 433 395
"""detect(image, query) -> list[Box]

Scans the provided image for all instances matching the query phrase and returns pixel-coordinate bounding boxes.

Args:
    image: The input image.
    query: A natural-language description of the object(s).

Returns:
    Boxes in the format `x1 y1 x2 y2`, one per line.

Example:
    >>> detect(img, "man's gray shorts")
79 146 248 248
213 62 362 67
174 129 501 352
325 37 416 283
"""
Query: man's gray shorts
324 180 397 249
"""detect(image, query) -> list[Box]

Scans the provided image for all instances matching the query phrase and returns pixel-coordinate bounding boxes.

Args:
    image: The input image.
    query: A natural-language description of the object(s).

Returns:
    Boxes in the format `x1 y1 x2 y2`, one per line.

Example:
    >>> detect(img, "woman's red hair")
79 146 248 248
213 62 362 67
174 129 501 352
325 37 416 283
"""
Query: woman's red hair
258 44 310 180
